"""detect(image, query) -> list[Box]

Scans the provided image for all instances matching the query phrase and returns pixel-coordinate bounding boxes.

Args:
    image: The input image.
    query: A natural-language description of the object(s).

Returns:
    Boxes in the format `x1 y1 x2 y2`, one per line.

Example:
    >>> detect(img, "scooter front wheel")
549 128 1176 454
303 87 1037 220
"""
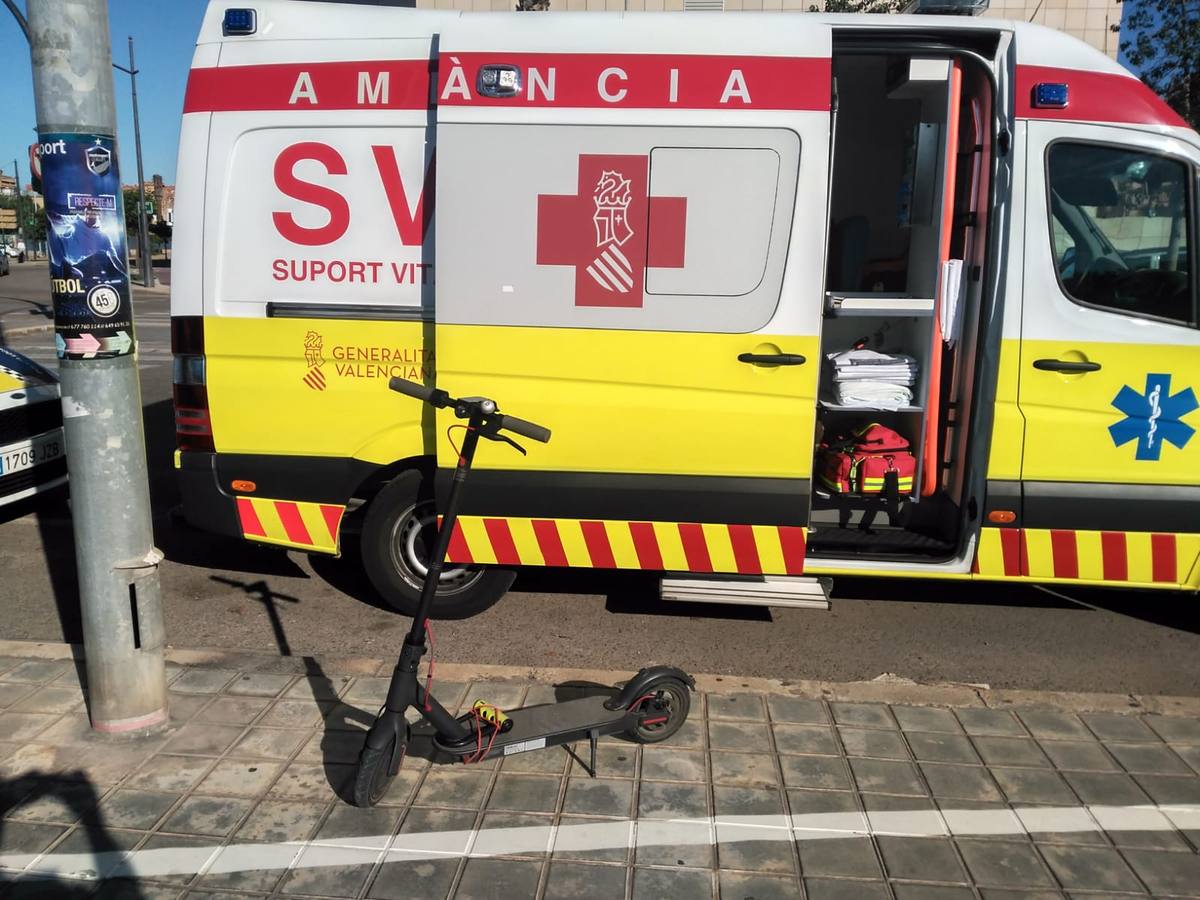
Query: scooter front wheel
353 723 409 808
623 678 691 744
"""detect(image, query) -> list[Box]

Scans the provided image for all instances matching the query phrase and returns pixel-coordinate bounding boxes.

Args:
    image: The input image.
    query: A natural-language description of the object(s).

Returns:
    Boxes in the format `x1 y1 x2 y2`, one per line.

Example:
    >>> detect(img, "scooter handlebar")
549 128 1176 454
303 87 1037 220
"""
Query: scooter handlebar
389 378 550 442
389 377 441 405
495 413 551 444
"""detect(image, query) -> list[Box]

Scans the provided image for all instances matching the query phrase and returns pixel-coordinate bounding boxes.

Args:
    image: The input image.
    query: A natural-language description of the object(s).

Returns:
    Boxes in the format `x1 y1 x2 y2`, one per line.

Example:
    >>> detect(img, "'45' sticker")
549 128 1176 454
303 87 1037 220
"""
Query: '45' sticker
1109 374 1198 461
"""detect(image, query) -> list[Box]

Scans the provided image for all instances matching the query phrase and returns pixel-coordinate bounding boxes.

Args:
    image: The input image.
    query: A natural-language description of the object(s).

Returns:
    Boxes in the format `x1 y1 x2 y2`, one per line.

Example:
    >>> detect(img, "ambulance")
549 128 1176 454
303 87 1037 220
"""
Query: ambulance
172 0 1200 618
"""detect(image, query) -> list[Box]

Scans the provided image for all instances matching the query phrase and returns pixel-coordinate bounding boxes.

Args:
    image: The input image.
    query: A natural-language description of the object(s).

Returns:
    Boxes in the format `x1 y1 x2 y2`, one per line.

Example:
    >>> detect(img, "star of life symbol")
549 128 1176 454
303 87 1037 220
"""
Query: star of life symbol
587 170 635 294
1109 373 1197 461
302 331 326 391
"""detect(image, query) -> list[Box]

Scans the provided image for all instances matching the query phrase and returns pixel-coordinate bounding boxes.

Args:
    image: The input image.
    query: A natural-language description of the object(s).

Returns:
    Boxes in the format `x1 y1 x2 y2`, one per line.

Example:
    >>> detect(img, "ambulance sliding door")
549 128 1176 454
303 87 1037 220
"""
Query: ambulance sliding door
431 16 832 571
1019 121 1200 587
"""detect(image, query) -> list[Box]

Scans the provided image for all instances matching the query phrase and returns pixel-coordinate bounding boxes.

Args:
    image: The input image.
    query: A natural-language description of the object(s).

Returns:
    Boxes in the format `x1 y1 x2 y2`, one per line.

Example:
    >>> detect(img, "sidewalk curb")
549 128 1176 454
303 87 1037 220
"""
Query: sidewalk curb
3 322 54 337
4 637 1197 716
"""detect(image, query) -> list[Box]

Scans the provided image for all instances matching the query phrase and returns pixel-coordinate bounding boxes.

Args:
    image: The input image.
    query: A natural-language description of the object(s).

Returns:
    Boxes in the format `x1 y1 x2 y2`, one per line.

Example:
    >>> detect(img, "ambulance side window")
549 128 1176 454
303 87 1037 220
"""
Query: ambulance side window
1046 142 1196 328
646 148 781 297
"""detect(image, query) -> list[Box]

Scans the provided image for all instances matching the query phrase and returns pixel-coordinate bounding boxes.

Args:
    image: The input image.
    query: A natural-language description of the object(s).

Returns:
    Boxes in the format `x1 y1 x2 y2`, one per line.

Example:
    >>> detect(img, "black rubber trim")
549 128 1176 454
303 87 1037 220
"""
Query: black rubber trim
177 452 241 538
266 302 430 322
1024 481 1200 533
983 480 1022 528
213 453 380 506
436 469 810 527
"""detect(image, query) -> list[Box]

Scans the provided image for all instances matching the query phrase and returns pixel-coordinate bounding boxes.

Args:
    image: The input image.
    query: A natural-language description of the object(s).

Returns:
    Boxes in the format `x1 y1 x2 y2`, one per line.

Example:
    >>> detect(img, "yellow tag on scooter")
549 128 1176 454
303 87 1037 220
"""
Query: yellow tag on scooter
473 699 513 733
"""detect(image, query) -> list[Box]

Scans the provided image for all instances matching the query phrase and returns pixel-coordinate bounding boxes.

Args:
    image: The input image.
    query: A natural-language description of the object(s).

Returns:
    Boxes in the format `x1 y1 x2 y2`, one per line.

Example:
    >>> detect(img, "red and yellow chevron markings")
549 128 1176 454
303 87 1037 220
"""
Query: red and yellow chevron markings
974 528 1200 588
444 516 807 575
236 497 344 553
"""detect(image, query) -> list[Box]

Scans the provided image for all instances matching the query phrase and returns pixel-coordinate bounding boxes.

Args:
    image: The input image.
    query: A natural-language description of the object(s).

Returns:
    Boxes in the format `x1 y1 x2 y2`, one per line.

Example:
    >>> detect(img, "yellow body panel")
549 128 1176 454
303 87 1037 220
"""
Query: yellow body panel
434 325 821 478
1019 338 1199 485
987 338 1024 481
199 318 1200 592
204 316 431 464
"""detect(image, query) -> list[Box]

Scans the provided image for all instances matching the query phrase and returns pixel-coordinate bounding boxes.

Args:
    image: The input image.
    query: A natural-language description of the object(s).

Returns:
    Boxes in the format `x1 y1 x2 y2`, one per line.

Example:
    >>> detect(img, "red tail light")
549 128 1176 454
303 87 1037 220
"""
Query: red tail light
171 316 213 451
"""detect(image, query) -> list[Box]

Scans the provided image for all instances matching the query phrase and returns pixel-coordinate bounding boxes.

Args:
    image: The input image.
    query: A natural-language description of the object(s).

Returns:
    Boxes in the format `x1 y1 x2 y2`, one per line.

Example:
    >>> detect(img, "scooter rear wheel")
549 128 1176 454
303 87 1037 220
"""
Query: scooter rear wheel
352 725 408 808
623 678 690 744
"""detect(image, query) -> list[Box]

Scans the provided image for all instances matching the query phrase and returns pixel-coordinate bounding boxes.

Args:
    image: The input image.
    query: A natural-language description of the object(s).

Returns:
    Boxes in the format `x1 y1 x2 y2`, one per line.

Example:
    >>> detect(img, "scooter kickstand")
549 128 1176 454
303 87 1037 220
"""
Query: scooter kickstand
586 729 599 779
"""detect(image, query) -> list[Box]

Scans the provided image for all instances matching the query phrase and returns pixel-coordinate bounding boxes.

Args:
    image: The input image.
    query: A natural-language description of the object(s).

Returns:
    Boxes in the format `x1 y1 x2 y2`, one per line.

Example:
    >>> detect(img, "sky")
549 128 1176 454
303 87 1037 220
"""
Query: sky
0 0 208 189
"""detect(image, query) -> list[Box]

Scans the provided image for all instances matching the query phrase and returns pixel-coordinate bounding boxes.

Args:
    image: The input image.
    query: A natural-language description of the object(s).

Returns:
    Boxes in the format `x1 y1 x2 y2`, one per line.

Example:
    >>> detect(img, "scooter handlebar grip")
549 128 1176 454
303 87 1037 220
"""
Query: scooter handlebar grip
389 377 436 403
497 414 551 443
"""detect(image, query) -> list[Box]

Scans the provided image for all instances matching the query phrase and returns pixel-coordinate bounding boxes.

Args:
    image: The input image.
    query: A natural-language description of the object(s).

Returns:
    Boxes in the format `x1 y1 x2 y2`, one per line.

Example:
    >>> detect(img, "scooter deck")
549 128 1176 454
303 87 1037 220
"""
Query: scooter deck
434 693 636 760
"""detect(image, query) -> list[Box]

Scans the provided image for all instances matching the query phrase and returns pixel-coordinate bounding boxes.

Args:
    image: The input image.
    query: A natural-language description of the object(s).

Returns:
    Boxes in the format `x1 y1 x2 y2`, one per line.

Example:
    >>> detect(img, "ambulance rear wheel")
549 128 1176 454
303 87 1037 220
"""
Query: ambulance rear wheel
361 470 516 620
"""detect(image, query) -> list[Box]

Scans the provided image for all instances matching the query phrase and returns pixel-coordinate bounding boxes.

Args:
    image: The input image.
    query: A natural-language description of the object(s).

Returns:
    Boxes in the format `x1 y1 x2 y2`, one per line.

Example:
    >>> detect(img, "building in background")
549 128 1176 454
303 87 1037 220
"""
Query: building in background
0 173 15 197
123 174 176 227
410 0 1121 59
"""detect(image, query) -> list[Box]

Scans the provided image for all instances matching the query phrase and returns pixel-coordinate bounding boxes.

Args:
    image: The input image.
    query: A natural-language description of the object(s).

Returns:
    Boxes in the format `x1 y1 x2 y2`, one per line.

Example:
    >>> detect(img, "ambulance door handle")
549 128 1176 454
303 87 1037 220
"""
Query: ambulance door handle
738 353 807 366
1032 358 1101 373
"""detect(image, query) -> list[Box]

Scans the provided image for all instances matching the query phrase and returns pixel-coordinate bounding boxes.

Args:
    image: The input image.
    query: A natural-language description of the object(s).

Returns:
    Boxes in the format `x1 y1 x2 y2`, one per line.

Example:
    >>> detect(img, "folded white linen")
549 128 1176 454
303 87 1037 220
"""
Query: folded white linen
834 381 914 410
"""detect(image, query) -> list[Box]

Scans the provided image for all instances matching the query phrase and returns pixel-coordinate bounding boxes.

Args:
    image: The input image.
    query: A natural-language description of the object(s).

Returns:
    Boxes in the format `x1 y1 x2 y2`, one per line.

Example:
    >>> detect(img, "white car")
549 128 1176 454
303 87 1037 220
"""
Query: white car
0 347 66 507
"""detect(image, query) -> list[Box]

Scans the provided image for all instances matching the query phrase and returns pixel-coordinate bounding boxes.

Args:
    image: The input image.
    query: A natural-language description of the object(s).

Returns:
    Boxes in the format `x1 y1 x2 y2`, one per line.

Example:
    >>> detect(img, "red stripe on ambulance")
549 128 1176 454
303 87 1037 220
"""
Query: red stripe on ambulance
1101 531 1128 582
629 522 664 571
236 497 267 538
445 519 474 565
438 53 830 111
483 518 521 566
1050 529 1078 580
321 505 343 541
1151 533 1177 584
678 523 714 573
1015 65 1188 129
999 528 1024 577
184 60 433 113
728 524 762 576
532 519 569 567
581 521 617 569
275 502 312 545
778 526 807 576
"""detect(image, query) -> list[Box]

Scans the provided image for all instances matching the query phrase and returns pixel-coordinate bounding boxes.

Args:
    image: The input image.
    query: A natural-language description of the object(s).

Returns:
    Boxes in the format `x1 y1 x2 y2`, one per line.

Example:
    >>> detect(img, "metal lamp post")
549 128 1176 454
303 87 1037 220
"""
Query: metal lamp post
113 36 152 288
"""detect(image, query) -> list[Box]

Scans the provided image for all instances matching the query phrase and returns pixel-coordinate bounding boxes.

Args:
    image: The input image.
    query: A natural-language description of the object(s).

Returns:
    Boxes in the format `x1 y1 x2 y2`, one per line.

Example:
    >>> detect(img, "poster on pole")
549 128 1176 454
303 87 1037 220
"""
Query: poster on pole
38 133 135 359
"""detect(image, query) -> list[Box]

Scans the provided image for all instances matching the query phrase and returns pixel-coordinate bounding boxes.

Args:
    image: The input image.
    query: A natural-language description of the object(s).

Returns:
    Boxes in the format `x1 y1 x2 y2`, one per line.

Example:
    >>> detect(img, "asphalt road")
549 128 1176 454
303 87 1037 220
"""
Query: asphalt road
2 262 1199 695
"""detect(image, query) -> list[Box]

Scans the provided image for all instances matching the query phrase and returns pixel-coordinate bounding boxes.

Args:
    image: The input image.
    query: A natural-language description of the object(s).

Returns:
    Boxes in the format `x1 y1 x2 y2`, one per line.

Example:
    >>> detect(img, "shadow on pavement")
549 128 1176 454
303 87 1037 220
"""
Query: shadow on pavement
0 771 144 898
212 576 373 804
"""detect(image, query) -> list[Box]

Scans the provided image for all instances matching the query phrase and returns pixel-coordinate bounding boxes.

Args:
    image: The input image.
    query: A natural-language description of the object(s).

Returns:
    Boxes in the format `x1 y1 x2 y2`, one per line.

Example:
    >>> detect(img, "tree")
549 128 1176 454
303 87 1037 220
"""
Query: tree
150 220 172 242
1120 0 1200 130
122 188 142 232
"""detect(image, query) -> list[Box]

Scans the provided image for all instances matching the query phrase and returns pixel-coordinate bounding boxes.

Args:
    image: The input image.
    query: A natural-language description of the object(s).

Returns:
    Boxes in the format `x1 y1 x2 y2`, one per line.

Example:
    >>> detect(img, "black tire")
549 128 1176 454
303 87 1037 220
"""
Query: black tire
352 727 407 808
622 678 691 744
360 469 516 620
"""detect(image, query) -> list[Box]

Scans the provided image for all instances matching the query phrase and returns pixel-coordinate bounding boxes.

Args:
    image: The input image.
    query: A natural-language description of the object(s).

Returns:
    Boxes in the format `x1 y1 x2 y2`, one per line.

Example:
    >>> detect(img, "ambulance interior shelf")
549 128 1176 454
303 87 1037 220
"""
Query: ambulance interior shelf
807 51 966 555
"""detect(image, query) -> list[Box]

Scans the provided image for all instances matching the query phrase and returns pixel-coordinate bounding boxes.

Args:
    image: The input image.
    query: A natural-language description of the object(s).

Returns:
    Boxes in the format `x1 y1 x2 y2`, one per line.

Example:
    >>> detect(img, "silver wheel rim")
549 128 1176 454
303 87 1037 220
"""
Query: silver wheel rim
389 501 483 596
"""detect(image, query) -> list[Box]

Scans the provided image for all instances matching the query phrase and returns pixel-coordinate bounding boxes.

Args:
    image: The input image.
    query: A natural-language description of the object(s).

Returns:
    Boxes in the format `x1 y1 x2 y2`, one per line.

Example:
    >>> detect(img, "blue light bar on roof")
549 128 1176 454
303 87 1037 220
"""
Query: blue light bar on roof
223 8 257 36
1033 82 1070 109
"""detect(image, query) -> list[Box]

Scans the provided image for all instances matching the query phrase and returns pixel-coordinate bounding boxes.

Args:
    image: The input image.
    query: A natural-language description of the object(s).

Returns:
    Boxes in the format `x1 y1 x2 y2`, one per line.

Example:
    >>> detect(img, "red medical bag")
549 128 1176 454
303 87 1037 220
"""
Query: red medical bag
817 423 916 496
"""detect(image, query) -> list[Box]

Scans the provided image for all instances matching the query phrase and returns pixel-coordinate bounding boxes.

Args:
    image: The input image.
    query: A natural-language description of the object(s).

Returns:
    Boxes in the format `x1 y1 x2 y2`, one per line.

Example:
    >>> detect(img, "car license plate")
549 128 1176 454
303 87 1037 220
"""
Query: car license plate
0 434 64 476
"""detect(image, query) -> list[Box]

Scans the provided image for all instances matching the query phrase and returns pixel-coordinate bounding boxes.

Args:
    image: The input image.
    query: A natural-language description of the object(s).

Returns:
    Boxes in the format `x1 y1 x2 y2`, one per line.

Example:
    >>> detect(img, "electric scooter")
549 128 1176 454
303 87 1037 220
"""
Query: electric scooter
353 377 695 808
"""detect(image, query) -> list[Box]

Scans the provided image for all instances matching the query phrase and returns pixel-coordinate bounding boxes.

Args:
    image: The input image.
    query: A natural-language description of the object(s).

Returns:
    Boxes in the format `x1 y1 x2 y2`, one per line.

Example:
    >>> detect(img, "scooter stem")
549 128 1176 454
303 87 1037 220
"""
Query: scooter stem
406 411 483 646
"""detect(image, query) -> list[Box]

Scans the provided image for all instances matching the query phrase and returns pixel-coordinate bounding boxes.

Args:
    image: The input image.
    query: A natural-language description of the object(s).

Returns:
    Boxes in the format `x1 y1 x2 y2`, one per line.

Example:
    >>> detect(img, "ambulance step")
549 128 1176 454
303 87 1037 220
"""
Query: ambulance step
660 576 831 610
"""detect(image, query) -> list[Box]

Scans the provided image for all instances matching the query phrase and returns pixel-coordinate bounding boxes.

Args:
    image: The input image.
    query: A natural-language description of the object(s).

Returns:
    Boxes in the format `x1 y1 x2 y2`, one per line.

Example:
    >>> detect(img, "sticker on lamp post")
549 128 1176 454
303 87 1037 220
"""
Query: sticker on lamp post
38 133 135 359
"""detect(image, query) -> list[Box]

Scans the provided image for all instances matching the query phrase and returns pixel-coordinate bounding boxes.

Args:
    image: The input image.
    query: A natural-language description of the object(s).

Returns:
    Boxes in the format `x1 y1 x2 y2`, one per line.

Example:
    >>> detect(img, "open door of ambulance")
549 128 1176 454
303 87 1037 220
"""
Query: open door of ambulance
431 17 832 575
1019 121 1200 588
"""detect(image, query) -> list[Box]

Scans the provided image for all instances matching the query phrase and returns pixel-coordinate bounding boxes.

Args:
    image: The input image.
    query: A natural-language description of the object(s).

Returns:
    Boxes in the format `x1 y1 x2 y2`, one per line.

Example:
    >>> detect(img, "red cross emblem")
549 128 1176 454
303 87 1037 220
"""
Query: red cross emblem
536 154 687 308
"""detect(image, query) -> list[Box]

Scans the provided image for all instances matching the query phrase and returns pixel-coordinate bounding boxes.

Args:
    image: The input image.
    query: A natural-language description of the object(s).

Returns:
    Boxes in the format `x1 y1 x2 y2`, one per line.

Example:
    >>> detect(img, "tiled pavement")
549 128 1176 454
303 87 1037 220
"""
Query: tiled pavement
1 648 1199 898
